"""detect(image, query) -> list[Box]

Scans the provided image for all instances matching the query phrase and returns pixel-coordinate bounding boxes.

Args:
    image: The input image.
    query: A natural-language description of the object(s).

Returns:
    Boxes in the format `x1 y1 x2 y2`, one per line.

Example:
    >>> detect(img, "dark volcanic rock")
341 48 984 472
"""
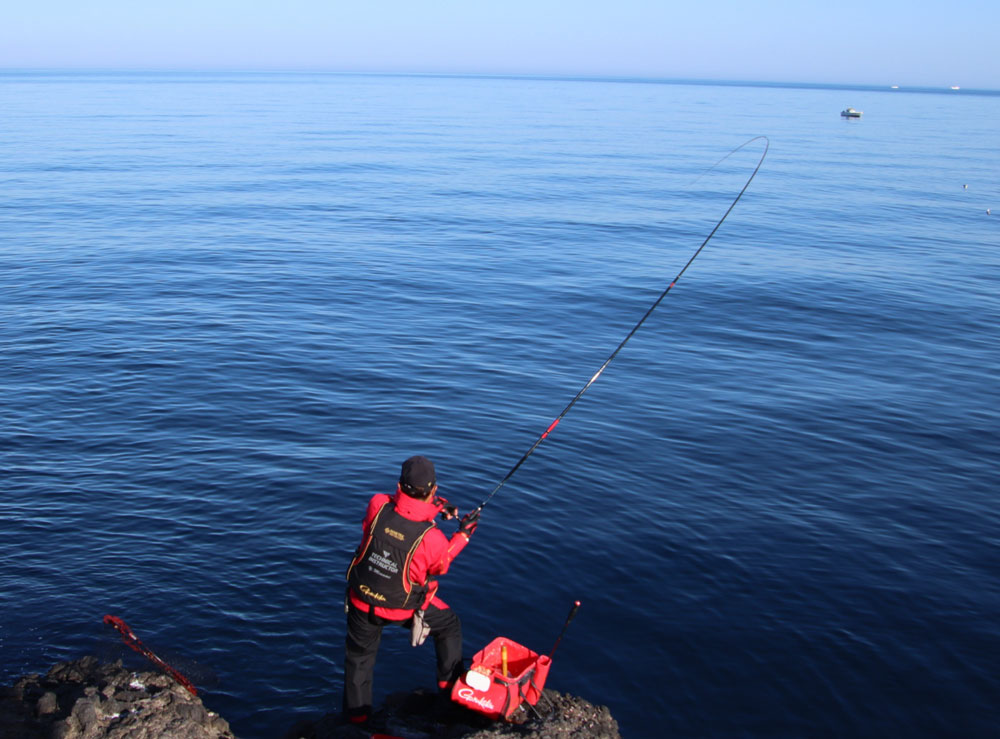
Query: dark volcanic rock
0 656 234 739
4 658 619 738
284 687 620 739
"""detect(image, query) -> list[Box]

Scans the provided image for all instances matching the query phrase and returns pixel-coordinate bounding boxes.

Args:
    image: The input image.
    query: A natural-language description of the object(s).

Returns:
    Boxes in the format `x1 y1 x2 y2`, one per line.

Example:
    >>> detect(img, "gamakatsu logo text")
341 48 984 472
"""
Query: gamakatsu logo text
358 584 386 602
457 688 494 711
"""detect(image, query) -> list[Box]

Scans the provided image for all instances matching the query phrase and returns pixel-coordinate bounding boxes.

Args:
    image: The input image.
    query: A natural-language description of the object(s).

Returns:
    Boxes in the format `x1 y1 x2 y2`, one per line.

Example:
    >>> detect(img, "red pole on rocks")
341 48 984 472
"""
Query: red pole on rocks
103 614 198 696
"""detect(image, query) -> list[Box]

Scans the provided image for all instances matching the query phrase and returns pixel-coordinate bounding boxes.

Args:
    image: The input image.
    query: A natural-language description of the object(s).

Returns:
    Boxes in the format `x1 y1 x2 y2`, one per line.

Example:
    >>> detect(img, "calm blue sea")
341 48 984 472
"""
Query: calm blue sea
2 71 999 738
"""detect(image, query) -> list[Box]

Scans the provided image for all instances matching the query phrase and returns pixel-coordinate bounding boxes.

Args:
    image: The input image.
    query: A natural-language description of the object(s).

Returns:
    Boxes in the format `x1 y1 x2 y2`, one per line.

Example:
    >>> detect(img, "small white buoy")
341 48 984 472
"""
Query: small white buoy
988 208 992 215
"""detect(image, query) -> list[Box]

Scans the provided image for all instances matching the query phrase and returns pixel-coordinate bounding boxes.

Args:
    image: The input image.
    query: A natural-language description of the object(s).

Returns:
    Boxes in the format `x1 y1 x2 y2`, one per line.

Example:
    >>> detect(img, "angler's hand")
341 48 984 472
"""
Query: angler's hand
435 495 458 520
458 508 480 538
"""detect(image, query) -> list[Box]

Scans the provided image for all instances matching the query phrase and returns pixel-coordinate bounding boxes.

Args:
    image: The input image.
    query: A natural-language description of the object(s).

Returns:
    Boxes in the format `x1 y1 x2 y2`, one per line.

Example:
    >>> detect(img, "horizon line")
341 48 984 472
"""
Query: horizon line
2 67 996 96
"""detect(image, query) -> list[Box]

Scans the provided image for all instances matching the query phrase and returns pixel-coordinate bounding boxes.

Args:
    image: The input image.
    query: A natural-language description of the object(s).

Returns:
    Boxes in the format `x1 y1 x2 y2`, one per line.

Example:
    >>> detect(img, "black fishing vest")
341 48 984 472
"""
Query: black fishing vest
347 501 435 610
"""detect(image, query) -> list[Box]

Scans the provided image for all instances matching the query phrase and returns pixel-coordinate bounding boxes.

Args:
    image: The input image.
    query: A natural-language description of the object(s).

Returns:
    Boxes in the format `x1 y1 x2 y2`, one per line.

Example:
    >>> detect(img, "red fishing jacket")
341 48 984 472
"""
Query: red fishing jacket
348 487 469 621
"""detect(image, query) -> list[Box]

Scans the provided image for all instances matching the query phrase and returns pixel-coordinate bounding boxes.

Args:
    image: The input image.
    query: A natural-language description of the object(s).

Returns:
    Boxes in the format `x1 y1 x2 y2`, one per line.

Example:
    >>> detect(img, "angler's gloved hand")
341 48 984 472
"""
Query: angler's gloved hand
458 508 480 538
434 496 458 520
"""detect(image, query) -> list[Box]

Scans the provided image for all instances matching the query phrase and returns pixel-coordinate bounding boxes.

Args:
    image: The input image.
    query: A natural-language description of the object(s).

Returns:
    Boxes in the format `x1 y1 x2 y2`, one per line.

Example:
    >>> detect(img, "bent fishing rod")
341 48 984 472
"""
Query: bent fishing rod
471 136 769 514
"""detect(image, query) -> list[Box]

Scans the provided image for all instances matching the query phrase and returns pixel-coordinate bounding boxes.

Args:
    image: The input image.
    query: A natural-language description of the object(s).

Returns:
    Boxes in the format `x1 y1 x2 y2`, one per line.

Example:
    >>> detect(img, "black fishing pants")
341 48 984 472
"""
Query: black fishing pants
343 601 463 718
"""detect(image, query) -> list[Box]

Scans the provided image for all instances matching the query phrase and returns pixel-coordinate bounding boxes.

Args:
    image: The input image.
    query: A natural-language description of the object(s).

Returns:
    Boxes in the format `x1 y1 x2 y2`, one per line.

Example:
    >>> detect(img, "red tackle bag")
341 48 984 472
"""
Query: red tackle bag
450 636 552 720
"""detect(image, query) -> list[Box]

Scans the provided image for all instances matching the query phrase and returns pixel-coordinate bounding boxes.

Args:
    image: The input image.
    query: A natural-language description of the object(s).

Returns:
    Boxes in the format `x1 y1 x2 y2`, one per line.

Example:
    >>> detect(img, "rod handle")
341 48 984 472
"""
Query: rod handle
550 600 582 657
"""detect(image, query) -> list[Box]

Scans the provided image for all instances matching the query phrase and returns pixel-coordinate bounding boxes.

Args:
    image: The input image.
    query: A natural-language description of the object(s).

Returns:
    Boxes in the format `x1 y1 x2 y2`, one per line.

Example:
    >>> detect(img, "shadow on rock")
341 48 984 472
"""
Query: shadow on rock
284 687 620 739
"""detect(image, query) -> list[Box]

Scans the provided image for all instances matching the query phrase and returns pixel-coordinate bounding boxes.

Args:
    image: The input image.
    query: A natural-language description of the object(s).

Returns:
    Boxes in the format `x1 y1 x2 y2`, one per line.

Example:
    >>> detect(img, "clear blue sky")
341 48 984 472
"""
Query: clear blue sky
3 0 995 89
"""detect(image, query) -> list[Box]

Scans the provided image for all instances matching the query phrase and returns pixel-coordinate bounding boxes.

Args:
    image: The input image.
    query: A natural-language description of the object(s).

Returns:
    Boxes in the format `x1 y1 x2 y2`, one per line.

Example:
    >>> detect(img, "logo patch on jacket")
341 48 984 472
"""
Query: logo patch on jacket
359 584 387 602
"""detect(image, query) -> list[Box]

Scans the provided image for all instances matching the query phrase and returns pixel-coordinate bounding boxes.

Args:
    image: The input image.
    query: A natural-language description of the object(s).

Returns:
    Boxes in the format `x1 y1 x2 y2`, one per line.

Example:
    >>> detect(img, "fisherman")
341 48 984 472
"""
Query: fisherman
343 455 480 725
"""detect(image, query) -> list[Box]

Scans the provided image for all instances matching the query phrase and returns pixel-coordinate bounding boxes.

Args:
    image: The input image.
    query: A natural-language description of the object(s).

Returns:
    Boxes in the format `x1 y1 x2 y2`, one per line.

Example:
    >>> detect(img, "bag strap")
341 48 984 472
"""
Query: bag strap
494 665 537 718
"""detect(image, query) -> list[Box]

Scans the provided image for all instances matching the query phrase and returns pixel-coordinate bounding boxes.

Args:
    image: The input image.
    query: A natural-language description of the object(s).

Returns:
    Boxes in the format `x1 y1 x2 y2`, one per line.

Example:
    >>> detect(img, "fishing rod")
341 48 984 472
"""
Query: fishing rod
472 136 769 514
549 600 582 658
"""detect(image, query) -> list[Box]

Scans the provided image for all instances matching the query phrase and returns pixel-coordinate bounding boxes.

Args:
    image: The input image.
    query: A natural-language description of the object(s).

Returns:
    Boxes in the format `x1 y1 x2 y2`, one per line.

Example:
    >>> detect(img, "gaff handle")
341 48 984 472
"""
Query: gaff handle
103 614 198 696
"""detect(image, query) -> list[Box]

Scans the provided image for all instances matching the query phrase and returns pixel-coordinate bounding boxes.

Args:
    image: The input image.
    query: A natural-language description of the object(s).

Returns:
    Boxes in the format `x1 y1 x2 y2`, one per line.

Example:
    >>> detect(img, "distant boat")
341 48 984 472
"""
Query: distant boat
841 107 862 118
890 85 899 89
950 86 961 90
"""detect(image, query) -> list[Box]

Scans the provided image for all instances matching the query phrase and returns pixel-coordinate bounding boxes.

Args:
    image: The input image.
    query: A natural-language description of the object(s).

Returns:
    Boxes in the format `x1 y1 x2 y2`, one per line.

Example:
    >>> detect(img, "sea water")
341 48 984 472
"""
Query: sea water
2 71 999 737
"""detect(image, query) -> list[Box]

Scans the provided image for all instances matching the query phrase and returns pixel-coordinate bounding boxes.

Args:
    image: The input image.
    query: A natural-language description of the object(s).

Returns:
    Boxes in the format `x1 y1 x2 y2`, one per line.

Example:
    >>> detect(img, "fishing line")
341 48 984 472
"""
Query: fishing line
473 136 769 513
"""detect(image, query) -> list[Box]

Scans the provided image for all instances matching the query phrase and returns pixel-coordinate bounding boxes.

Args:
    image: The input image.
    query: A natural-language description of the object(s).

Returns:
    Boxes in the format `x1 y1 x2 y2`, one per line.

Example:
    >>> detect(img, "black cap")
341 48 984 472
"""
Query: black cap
399 456 436 497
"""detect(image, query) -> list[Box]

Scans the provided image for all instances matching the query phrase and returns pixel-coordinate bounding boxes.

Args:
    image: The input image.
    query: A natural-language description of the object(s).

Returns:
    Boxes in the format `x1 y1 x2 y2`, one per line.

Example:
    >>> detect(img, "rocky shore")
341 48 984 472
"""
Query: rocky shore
1 658 620 738
0 657 234 739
